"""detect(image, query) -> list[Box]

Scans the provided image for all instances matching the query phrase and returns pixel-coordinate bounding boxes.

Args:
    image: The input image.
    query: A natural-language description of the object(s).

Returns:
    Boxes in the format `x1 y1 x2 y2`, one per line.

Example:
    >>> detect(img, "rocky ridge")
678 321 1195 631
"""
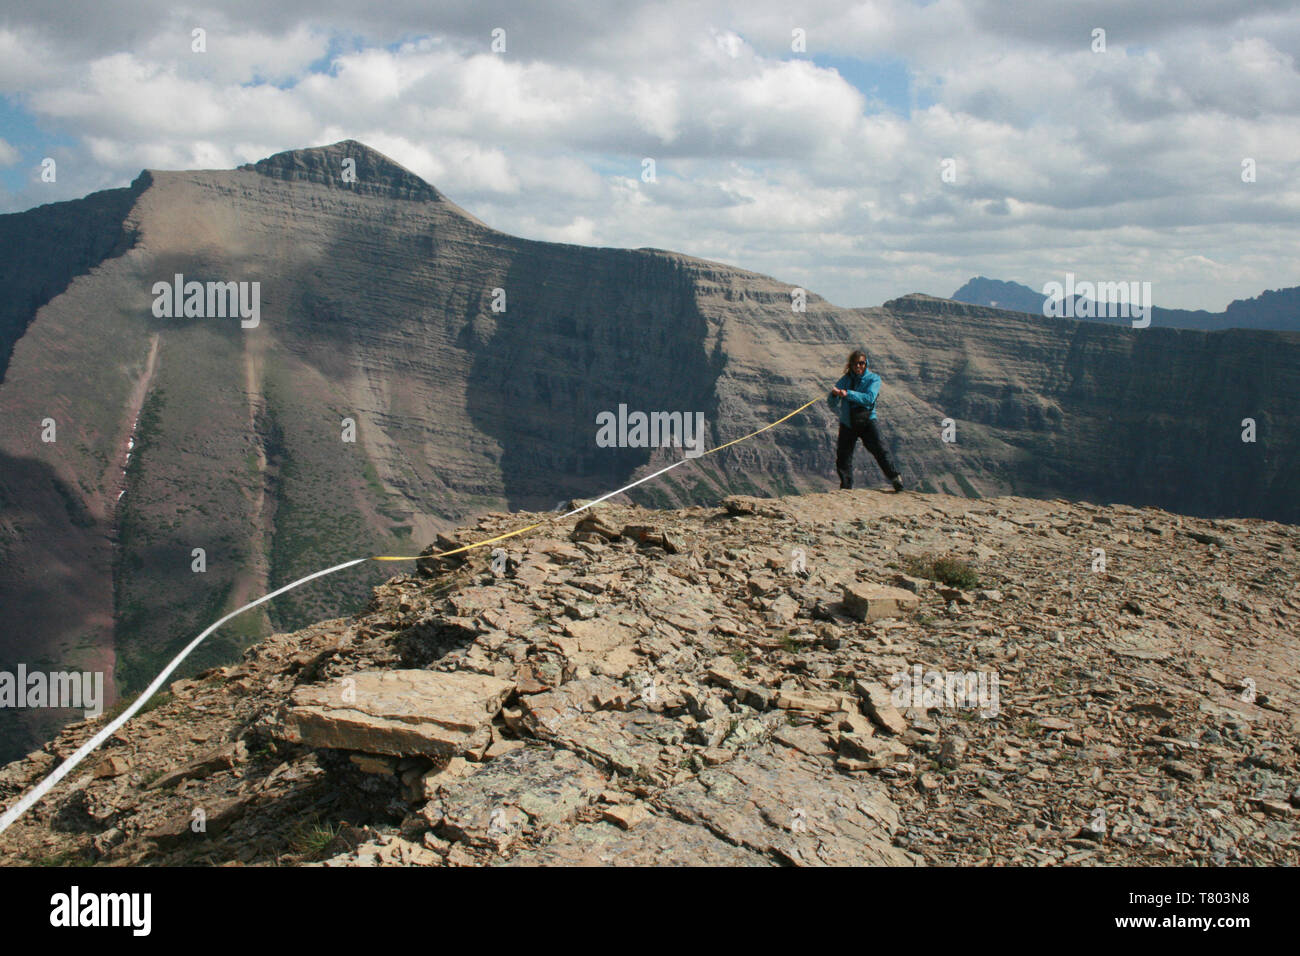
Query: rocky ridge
0 488 1297 866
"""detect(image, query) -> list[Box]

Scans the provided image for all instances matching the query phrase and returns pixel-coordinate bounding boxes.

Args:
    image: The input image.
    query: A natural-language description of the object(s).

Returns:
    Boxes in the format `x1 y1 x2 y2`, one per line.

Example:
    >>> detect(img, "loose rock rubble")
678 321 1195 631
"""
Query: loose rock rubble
1 488 1297 867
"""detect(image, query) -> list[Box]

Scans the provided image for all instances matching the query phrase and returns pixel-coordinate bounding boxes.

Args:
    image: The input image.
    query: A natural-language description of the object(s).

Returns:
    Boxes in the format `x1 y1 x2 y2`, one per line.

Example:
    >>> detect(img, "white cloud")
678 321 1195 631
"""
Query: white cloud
0 0 1297 310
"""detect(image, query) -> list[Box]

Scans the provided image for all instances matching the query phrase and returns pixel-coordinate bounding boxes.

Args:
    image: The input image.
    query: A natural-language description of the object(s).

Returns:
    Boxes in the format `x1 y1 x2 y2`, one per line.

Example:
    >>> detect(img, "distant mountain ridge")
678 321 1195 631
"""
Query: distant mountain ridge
952 276 1300 332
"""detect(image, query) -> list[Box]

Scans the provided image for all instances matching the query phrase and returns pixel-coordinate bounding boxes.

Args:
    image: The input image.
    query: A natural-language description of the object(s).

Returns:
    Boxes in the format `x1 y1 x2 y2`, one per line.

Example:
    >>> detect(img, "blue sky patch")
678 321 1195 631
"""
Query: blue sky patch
805 54 932 116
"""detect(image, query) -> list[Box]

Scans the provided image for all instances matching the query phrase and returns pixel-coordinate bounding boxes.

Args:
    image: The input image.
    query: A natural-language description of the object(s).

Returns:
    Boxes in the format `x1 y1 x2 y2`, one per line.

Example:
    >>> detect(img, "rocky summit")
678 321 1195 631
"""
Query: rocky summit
1 488 1297 867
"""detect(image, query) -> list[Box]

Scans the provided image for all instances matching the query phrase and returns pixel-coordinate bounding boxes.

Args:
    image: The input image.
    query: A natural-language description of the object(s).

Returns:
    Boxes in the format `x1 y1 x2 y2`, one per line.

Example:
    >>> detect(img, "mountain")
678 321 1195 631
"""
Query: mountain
949 277 1047 315
0 489 1295 866
2 141 1299 763
1220 286 1300 331
952 275 1300 332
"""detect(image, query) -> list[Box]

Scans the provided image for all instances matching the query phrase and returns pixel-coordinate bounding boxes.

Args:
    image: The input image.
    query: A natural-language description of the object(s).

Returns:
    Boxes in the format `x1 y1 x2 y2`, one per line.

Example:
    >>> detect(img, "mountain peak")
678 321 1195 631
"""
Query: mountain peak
950 276 1044 314
238 140 447 203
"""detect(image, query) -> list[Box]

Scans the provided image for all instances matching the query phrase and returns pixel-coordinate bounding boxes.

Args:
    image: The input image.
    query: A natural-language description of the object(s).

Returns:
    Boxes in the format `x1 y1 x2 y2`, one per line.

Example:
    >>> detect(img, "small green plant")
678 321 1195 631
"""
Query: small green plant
289 819 341 860
903 553 980 590
780 633 800 654
730 647 749 667
140 767 165 786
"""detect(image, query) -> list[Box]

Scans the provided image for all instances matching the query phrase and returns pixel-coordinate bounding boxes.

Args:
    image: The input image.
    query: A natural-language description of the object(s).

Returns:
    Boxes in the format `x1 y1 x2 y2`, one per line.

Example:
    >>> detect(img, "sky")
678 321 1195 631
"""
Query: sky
1 0 1298 310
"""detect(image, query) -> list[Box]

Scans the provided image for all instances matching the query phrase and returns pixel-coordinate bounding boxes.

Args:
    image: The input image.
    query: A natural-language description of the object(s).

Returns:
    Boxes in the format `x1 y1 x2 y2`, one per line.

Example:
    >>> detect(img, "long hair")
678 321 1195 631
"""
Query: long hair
843 350 868 377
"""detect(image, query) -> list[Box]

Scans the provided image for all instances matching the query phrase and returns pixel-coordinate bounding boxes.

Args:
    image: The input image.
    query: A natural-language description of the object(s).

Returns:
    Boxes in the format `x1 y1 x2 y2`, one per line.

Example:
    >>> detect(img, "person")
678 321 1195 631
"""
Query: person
828 349 904 491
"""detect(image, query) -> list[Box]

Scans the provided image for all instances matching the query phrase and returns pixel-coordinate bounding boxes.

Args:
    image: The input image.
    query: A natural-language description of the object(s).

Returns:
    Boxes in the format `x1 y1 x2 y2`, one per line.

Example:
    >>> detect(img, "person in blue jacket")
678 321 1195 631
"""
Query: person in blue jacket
828 349 904 492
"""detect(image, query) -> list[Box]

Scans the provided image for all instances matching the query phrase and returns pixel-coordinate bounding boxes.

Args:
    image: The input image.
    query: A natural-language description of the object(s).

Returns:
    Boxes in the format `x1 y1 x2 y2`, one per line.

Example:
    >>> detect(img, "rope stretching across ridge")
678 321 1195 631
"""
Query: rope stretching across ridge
374 396 822 560
0 396 823 837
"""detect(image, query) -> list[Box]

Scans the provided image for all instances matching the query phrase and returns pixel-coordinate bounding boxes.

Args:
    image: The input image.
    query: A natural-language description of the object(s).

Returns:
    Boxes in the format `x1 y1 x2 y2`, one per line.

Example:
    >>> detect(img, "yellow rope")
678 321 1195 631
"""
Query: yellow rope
370 521 547 561
369 395 824 562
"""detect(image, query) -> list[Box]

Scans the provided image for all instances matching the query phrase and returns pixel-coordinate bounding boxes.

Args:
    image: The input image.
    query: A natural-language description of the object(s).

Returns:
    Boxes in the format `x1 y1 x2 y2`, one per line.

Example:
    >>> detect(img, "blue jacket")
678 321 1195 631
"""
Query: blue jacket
828 360 881 424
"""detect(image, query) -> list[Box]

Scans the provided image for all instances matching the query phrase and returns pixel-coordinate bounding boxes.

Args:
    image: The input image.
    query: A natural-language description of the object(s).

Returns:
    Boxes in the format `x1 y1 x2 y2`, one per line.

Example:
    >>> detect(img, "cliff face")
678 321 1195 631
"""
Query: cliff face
862 294 1297 520
1 141 1298 762
0 177 145 381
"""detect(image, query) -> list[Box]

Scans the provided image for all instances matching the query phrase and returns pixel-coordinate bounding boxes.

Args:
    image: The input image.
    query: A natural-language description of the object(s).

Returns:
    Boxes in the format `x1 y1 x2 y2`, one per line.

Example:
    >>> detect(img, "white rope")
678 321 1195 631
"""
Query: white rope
0 558 367 836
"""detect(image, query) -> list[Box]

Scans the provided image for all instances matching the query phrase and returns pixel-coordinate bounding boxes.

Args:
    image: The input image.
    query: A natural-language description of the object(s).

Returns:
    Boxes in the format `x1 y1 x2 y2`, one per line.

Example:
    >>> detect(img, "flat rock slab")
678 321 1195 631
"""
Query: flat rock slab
279 669 513 757
501 815 771 866
772 724 835 758
479 604 546 638
148 741 247 789
856 679 910 735
552 619 641 677
842 583 920 622
520 678 683 780
655 746 919 866
447 586 510 618
775 689 848 712
427 746 606 849
145 795 250 848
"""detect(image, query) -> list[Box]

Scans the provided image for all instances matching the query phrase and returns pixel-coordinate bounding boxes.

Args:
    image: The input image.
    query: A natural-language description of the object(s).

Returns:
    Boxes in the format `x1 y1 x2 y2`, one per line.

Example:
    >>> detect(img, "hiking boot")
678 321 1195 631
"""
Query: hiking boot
891 475 904 492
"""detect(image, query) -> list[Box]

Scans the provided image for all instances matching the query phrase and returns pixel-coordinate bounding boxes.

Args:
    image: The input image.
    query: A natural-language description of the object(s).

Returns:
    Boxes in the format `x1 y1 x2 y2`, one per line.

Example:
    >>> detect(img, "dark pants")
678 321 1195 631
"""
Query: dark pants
836 418 899 488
